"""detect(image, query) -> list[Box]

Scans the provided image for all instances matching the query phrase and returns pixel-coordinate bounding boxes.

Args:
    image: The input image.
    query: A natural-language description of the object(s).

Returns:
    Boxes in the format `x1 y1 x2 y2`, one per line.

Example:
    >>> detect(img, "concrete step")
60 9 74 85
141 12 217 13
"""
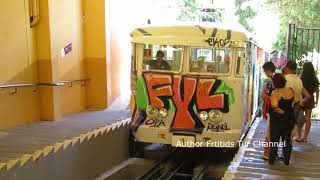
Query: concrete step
240 157 320 167
239 162 320 172
223 171 320 180
235 165 320 178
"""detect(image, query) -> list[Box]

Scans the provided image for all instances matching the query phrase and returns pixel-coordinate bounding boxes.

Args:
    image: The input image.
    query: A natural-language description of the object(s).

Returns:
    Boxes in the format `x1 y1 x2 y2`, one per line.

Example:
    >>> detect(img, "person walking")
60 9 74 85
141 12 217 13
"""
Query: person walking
268 73 294 165
282 61 310 142
261 62 276 160
300 62 319 143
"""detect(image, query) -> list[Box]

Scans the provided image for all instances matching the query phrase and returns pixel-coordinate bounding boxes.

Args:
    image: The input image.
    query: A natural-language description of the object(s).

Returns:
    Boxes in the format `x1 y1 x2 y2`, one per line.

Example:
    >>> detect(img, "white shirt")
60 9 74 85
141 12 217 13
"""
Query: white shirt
285 74 303 103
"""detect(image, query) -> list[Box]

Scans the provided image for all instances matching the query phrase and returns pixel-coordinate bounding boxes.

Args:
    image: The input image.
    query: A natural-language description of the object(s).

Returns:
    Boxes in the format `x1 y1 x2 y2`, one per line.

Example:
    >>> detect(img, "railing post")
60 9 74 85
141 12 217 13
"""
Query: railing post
287 23 292 61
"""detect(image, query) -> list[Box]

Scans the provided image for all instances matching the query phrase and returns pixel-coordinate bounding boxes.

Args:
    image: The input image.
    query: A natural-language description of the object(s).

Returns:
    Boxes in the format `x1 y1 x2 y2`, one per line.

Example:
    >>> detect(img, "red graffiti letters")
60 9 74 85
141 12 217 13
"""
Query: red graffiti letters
144 74 173 109
143 74 229 132
197 79 224 110
172 76 197 129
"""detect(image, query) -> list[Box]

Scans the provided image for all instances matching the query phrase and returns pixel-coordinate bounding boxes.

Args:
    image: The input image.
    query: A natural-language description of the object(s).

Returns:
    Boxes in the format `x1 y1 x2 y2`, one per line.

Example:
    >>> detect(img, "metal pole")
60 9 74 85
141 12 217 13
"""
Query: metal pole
317 30 320 71
306 29 310 54
287 23 292 60
301 28 304 60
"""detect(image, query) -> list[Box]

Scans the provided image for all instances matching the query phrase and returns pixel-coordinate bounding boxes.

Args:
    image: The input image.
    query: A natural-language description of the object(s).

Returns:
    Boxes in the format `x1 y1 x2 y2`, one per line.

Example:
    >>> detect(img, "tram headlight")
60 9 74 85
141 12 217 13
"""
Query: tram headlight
199 111 209 121
159 108 168 118
209 110 221 122
146 105 159 118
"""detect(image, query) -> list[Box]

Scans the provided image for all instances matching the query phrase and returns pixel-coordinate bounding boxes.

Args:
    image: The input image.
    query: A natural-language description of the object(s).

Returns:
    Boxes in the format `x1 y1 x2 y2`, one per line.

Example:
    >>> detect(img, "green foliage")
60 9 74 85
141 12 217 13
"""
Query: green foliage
272 23 287 50
177 0 198 21
235 0 258 32
265 0 320 50
176 0 224 22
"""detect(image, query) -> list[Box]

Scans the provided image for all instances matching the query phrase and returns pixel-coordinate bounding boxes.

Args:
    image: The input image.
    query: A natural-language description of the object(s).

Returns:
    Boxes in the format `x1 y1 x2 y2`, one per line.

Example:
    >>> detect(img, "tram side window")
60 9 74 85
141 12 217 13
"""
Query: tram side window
190 48 212 72
142 44 182 71
236 50 244 76
190 47 231 74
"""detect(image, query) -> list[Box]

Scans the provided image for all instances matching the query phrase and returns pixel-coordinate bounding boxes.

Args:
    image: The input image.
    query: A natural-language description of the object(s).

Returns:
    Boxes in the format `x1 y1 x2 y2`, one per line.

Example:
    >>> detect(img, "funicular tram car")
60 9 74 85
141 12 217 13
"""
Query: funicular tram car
129 25 267 149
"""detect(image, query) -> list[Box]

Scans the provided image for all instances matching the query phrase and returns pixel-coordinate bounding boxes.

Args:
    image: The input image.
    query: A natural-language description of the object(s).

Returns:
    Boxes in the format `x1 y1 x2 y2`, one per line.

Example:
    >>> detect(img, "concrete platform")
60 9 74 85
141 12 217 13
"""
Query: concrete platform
0 97 131 180
222 118 320 179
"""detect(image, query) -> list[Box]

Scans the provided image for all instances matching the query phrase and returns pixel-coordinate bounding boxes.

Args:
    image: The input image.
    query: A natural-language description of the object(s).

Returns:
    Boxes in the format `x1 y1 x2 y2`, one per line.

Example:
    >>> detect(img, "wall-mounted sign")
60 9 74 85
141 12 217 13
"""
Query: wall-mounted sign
64 43 72 55
60 43 72 58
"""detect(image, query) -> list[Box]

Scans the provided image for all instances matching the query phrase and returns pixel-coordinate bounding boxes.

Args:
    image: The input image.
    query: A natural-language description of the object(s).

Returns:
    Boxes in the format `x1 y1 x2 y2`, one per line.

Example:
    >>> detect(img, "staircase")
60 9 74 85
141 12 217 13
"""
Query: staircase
222 118 320 179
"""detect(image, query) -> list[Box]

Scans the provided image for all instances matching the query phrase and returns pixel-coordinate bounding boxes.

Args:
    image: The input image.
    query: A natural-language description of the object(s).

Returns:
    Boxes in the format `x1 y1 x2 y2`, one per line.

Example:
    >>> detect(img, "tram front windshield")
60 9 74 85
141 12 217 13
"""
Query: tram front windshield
142 44 182 71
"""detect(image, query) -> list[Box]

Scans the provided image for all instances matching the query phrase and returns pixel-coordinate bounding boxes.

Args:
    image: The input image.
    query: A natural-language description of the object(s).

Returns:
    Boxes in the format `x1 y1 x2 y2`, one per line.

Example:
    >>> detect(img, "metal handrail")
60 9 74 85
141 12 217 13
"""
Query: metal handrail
0 79 90 89
39 82 65 86
58 78 90 88
58 78 90 84
0 83 37 89
0 82 63 89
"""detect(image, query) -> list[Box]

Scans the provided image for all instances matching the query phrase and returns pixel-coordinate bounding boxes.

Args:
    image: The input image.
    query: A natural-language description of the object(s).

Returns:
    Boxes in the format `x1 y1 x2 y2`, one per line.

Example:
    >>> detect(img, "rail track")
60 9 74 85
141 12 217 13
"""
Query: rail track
136 147 236 180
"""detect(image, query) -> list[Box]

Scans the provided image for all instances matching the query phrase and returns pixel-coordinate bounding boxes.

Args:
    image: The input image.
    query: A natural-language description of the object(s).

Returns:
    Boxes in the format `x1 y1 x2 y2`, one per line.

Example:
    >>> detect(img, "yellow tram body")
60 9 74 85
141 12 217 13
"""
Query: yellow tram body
130 25 266 148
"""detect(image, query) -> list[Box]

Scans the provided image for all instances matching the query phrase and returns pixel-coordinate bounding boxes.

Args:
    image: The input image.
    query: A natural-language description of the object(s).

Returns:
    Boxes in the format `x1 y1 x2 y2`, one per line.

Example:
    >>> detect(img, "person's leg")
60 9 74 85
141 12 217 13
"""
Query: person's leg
269 124 281 165
264 119 271 159
295 127 303 141
303 109 312 143
282 128 292 165
294 106 304 141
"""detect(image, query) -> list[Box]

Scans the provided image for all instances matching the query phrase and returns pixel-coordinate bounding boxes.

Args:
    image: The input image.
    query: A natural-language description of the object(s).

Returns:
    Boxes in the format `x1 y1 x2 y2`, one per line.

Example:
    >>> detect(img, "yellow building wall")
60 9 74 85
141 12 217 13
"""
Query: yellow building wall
83 0 108 109
0 0 40 129
35 0 61 121
0 0 111 129
48 0 87 115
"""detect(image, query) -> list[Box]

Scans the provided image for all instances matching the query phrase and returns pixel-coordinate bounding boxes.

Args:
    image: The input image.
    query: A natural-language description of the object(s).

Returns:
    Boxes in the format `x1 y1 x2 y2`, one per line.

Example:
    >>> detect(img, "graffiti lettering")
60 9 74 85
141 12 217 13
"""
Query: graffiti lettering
207 37 239 48
172 77 198 129
144 74 173 109
207 122 230 132
197 79 225 110
145 119 165 127
139 73 234 132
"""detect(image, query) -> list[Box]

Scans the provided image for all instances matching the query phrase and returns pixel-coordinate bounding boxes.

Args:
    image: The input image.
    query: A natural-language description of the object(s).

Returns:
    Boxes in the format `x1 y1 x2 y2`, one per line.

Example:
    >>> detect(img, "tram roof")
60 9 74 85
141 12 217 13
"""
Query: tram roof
131 24 249 46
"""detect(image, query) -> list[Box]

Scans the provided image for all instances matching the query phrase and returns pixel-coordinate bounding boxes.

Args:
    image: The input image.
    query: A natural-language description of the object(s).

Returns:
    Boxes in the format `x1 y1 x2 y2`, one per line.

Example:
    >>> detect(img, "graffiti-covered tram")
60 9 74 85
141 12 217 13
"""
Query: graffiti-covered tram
129 25 267 149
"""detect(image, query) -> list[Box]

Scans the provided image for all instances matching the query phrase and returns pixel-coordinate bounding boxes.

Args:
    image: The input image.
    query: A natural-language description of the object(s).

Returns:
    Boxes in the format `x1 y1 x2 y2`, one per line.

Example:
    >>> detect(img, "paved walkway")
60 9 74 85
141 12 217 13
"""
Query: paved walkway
223 118 320 179
0 97 131 172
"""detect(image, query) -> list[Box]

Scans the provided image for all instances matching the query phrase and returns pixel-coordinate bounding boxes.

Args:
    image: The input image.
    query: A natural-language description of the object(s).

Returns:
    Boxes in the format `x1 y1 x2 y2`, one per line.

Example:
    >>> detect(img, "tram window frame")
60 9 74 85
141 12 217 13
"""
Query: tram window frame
235 48 245 77
189 47 232 75
141 44 183 73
